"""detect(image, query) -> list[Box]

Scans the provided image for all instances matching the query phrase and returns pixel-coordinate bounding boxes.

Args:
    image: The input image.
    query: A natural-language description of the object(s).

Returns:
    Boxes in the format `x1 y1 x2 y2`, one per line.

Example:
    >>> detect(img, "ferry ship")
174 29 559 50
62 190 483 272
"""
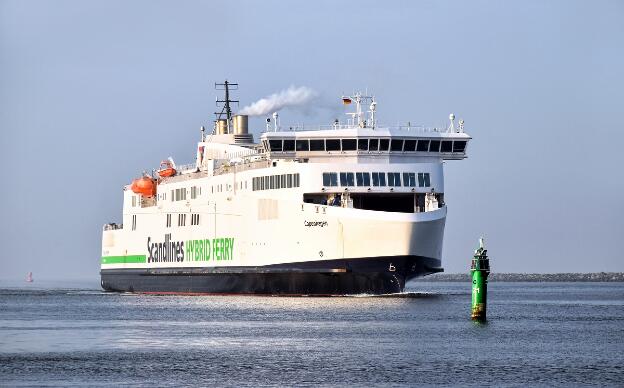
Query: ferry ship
101 82 471 295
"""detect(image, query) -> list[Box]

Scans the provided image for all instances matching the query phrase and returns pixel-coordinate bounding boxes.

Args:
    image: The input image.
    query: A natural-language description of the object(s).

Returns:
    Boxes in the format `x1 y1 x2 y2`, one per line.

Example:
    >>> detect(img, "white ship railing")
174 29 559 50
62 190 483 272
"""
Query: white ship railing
264 124 459 133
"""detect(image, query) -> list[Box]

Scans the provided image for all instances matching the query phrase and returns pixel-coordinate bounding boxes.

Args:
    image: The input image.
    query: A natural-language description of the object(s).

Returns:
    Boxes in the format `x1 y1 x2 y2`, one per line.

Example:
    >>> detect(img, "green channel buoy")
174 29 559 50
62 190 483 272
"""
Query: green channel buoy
471 237 490 321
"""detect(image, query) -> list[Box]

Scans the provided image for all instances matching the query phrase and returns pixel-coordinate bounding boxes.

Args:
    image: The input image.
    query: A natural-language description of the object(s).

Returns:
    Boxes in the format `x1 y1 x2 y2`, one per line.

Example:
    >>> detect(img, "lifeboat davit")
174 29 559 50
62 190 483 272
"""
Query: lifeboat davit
130 175 157 196
158 160 176 178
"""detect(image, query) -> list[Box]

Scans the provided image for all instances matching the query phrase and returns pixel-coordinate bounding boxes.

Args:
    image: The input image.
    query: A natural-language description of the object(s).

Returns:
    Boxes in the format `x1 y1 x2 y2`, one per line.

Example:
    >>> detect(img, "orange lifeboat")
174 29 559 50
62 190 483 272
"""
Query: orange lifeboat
158 160 176 178
130 175 157 196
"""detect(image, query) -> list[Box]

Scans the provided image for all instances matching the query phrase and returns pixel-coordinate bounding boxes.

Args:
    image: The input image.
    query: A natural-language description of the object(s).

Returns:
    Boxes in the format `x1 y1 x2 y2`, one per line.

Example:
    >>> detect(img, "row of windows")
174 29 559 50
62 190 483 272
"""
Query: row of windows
267 138 466 153
322 172 431 188
252 173 301 191
164 213 200 228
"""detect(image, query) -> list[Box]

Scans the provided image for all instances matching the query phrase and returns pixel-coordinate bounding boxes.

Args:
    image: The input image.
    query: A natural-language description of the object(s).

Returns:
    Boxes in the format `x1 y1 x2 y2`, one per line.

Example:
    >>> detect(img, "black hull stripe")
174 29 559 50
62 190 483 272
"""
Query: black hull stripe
101 255 442 295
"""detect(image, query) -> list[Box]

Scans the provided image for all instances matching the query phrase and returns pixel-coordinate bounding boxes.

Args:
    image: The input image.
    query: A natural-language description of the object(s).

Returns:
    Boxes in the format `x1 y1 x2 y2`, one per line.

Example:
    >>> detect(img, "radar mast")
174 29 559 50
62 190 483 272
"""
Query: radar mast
215 80 239 134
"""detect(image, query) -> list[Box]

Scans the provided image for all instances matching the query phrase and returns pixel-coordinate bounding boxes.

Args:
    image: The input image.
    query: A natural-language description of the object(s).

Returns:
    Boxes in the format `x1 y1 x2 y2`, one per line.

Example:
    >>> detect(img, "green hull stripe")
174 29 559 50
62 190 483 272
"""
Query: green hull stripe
101 255 146 264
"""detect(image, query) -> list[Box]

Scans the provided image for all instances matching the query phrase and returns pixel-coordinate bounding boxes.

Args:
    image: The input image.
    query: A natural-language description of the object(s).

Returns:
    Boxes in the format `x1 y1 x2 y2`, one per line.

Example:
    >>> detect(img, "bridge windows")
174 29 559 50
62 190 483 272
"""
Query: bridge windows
453 140 467 152
268 139 282 152
266 137 467 155
166 214 172 228
326 139 340 151
404 139 417 151
341 139 357 151
418 173 431 187
191 214 200 226
310 139 324 151
296 139 309 151
429 140 440 152
283 139 295 151
416 140 429 151
358 139 369 151
440 140 453 153
390 139 404 152
178 214 186 227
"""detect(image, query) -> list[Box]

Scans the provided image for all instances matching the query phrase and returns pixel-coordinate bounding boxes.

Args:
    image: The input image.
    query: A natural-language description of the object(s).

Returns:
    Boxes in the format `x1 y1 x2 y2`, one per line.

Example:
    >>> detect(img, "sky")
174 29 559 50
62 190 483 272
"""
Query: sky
1 0 623 280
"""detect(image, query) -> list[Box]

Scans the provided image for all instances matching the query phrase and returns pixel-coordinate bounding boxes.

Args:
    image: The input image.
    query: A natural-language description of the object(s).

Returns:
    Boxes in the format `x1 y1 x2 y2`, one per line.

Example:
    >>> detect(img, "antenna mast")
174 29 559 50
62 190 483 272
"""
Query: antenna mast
215 80 239 134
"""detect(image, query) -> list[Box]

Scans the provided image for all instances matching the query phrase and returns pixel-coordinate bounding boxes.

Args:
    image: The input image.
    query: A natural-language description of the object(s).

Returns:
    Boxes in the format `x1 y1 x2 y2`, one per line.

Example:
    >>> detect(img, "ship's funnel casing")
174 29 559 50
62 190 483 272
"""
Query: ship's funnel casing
216 119 228 135
233 115 249 134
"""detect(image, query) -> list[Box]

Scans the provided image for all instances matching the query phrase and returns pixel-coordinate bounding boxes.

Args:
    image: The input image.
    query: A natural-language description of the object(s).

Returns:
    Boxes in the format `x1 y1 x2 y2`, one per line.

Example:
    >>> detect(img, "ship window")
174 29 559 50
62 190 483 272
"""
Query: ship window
323 172 338 186
403 172 416 187
342 139 357 151
441 141 452 153
270 176 275 189
369 138 379 151
294 173 300 187
281 174 286 188
372 172 386 187
264 176 269 190
356 172 371 186
132 196 136 207
391 139 404 152
166 214 172 227
288 174 293 188
404 139 416 152
358 139 369 151
429 140 440 152
379 139 390 151
310 139 325 151
296 139 309 151
416 140 429 152
283 139 295 151
269 139 283 152
453 140 467 152
326 139 340 151
340 172 354 186
418 173 431 187
132 215 136 231
388 172 401 187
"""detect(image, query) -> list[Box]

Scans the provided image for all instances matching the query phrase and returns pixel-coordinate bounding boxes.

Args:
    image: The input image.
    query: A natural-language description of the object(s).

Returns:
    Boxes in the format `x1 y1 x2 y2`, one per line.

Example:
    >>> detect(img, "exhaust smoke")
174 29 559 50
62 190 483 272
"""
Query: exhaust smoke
239 86 317 116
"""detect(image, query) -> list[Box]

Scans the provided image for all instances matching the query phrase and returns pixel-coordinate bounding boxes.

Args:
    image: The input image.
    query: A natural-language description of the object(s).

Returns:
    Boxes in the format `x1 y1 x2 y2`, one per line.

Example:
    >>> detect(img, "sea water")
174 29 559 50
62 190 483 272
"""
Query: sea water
0 281 622 386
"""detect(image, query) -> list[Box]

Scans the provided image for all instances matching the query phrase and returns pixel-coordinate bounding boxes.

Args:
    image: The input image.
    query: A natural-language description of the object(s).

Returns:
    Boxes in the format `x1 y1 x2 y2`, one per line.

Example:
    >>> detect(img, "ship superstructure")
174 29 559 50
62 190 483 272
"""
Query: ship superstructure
101 83 471 295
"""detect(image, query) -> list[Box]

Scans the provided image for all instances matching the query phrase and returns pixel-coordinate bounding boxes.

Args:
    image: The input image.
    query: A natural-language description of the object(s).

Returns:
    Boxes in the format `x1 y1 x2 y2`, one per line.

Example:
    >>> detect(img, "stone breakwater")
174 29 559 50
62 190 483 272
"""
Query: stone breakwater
417 272 624 282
